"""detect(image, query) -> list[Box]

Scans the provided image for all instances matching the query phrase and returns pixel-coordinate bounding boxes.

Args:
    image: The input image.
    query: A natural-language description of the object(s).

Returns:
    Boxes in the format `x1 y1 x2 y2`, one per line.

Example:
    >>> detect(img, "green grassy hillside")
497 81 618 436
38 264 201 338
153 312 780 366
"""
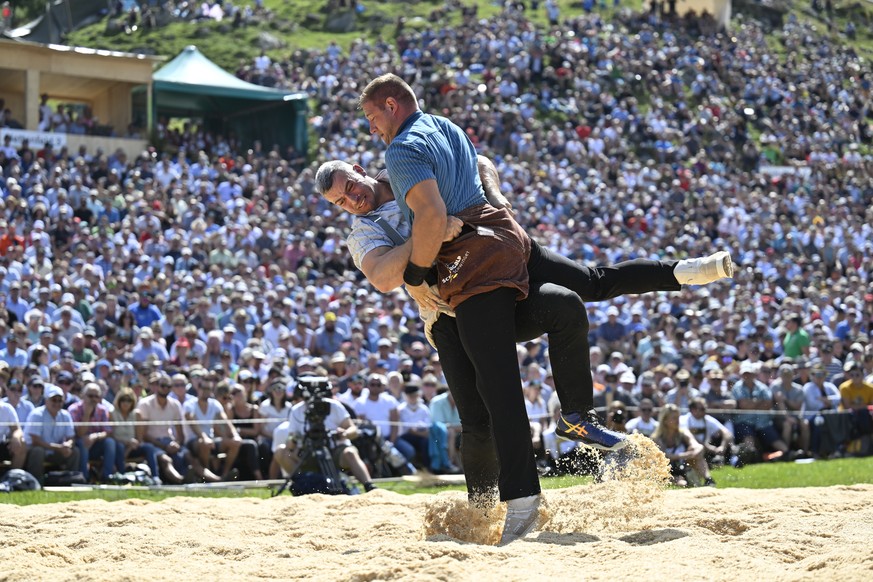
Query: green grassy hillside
62 0 872 71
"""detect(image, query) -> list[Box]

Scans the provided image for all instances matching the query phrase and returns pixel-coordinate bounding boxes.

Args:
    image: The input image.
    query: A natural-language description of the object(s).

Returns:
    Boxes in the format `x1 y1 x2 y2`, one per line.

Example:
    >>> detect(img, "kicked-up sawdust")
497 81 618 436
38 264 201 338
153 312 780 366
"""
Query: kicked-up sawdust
2 437 871 581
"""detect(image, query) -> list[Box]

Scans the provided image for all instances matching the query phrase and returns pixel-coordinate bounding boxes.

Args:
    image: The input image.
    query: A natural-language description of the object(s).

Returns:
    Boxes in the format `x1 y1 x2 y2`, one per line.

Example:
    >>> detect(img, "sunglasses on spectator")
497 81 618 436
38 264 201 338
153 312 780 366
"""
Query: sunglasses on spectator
119 398 133 404
639 407 653 412
6 387 22 393
159 382 171 388
87 394 101 400
368 382 383 387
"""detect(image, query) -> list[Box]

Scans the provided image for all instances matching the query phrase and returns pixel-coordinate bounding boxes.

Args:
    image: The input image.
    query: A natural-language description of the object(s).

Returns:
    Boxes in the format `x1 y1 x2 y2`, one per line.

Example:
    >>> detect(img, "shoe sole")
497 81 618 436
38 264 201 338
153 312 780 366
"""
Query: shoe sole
498 512 540 546
717 251 734 279
555 430 631 452
582 438 631 452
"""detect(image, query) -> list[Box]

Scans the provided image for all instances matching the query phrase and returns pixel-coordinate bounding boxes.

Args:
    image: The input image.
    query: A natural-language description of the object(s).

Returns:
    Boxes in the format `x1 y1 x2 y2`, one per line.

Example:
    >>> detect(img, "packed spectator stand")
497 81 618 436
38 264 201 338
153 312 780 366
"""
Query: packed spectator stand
1 2 872 487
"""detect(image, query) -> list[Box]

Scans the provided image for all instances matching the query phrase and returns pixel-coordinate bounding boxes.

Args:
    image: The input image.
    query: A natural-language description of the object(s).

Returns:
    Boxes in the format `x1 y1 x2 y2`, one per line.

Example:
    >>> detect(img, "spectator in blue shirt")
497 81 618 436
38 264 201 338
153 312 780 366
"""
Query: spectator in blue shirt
2 374 34 423
5 281 30 323
24 384 80 483
130 328 170 366
0 333 28 368
598 305 628 349
129 292 163 328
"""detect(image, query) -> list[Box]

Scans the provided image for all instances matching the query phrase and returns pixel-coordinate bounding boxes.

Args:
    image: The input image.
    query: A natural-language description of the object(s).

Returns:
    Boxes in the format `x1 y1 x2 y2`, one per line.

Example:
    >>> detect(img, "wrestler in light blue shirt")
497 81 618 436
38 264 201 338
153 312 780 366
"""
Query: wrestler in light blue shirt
385 110 486 224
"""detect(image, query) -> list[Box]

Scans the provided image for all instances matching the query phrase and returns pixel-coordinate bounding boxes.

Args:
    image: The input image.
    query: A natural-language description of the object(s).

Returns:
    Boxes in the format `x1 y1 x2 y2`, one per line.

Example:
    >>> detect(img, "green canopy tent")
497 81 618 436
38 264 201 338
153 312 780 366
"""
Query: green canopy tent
151 45 308 153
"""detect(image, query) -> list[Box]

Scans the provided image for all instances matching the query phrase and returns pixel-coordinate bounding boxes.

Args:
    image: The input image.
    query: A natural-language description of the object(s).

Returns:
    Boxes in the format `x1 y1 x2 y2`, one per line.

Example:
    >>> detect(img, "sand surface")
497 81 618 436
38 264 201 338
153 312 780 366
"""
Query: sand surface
3 482 872 581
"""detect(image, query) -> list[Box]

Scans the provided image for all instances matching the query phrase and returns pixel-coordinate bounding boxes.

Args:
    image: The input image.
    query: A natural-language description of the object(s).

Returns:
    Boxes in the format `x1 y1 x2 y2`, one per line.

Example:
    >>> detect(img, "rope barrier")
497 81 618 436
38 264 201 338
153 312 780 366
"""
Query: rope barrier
0 406 855 430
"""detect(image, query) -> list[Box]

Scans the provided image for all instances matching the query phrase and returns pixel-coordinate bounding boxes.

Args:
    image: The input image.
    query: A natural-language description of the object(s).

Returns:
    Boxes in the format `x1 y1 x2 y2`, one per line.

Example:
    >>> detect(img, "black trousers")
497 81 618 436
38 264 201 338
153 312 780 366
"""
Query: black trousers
433 242 681 504
526 241 680 412
452 287 540 502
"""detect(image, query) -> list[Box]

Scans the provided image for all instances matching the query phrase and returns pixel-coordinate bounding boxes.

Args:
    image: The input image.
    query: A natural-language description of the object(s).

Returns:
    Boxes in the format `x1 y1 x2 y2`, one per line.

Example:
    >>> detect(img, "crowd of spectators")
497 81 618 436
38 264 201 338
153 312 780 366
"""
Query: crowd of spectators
1 2 873 486
111 0 267 34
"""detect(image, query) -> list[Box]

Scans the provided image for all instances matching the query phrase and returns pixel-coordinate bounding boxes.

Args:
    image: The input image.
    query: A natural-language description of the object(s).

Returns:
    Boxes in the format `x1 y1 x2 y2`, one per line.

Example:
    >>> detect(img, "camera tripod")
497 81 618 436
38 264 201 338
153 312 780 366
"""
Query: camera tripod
272 428 348 497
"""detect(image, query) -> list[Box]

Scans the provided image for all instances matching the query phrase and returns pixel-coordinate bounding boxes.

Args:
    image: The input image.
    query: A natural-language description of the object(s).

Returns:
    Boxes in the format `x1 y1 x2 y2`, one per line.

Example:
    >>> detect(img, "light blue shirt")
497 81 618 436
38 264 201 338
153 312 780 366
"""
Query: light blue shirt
24 405 75 445
429 392 460 426
347 200 409 269
0 347 28 369
131 342 170 365
731 380 774 429
2 397 34 423
385 111 486 225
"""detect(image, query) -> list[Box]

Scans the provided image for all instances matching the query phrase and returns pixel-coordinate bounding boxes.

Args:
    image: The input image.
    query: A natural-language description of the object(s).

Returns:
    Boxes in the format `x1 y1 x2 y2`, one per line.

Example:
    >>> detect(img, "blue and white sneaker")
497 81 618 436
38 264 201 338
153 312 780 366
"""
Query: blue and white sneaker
556 410 629 451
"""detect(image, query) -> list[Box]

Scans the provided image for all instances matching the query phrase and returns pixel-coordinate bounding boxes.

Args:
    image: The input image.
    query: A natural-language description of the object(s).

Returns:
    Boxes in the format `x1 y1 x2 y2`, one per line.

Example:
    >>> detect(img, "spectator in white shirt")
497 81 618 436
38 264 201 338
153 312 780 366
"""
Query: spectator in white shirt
626 398 659 437
396 382 431 470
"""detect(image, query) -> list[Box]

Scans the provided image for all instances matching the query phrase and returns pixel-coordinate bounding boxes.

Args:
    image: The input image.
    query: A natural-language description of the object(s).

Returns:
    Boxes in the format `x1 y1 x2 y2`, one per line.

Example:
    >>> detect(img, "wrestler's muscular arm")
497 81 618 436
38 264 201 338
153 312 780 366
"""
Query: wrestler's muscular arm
406 179 447 269
404 179 448 310
360 219 463 292
477 155 513 214
360 241 412 292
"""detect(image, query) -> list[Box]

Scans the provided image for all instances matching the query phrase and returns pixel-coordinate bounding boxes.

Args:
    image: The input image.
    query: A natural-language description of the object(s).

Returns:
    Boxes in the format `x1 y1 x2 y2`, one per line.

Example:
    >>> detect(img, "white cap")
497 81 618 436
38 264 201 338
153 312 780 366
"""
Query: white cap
611 363 629 376
740 361 758 375
619 371 636 384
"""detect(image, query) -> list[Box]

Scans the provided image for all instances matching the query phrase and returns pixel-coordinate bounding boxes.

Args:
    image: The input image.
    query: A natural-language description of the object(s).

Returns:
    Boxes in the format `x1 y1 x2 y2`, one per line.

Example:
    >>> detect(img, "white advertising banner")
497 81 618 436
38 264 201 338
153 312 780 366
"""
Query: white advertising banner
758 165 812 179
0 128 67 151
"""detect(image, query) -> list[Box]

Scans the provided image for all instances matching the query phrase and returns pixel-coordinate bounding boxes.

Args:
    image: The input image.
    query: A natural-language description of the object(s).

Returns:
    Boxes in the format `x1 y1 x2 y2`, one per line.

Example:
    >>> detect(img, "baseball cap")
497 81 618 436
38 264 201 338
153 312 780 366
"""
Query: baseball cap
377 338 392 348
45 385 64 400
324 312 337 322
739 361 757 375
619 371 636 384
366 372 387 385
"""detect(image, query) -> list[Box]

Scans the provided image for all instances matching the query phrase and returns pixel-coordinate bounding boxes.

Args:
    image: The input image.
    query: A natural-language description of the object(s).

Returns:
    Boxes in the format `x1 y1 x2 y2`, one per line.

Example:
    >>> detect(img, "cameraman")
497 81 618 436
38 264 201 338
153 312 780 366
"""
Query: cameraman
273 382 377 493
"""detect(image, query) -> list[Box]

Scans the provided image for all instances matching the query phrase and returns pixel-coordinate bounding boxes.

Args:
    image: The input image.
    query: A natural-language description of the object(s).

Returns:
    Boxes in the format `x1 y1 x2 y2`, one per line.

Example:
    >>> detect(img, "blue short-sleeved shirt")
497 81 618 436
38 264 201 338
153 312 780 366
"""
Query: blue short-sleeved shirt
731 380 774 429
385 111 486 224
24 406 75 445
